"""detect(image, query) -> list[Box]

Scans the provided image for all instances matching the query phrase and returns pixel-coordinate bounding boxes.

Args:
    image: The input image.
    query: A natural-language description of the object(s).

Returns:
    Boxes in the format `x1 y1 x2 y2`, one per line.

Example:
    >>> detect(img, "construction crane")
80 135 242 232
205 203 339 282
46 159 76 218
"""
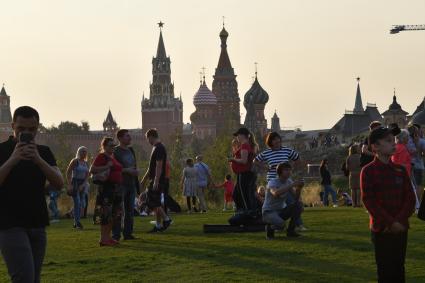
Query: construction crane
390 24 425 34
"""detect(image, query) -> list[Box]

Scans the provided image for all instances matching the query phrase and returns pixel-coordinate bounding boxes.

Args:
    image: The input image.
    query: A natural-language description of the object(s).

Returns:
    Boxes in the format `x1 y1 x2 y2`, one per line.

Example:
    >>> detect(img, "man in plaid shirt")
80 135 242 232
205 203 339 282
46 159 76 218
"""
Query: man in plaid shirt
361 126 416 283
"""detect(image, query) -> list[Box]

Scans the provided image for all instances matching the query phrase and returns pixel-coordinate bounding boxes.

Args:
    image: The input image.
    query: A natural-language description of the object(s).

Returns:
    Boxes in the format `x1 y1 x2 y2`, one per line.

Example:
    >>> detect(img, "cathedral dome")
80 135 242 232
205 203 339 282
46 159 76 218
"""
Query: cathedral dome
243 77 269 107
220 27 229 37
193 81 217 106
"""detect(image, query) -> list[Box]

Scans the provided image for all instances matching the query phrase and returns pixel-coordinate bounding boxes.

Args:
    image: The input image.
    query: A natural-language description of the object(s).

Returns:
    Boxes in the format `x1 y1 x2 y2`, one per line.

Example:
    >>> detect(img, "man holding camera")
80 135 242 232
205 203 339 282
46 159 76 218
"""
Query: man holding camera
0 106 64 283
262 162 304 240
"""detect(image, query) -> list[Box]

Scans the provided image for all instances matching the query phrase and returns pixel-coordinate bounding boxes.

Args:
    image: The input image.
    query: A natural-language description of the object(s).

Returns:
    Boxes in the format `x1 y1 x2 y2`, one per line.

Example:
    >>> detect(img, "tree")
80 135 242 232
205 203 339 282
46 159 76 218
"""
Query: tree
47 121 90 135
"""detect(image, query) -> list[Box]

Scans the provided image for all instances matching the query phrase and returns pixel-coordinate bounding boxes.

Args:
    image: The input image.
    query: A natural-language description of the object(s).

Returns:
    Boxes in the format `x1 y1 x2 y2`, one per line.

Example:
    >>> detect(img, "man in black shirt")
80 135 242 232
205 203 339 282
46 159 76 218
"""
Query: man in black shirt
140 129 172 233
0 106 64 283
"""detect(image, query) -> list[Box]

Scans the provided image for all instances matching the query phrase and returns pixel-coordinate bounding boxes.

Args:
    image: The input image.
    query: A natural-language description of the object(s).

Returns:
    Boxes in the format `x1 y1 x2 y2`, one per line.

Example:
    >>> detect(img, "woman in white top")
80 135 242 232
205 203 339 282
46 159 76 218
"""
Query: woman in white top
66 146 89 229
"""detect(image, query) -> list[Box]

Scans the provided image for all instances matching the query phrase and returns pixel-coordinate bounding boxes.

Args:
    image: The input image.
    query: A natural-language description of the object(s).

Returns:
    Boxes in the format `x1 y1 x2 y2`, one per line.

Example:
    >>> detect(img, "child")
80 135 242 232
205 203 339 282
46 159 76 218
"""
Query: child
337 189 353 207
361 126 415 283
214 174 234 211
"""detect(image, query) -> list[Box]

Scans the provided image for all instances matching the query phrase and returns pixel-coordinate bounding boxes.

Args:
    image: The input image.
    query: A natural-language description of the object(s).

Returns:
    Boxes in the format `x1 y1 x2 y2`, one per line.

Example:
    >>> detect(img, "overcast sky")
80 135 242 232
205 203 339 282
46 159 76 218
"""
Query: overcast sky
1 0 424 130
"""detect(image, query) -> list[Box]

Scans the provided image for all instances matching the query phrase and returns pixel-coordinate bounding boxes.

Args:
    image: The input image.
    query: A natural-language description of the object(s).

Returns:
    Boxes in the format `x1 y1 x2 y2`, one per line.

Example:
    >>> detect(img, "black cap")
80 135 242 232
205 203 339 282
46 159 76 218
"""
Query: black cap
233 127 250 137
369 126 401 145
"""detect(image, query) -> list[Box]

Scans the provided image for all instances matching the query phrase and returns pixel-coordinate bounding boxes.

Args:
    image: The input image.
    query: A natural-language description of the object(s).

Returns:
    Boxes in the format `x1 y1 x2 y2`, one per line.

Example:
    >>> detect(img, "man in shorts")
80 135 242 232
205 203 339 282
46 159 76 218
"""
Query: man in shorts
140 129 172 233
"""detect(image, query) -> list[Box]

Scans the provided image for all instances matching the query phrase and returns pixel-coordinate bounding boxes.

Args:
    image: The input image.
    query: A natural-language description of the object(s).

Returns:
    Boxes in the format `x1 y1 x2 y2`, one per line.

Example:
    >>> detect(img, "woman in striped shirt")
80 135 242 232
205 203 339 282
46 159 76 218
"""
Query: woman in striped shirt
254 132 306 230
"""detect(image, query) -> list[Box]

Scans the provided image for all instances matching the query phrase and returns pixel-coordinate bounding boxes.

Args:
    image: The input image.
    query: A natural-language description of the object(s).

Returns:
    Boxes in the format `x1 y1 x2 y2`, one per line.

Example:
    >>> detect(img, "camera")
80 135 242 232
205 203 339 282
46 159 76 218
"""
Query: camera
19 133 34 144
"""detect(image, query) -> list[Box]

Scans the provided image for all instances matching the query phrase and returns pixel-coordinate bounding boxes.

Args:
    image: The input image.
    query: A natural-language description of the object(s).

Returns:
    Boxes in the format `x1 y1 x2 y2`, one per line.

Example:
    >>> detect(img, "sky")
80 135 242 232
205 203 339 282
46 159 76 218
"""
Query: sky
1 0 424 131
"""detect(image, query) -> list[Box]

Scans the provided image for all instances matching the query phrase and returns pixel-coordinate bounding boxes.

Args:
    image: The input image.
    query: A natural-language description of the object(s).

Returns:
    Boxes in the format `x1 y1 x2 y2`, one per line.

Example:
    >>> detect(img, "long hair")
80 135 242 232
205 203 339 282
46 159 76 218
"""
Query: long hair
248 131 259 154
320 159 328 170
100 137 114 153
349 144 359 156
75 146 88 161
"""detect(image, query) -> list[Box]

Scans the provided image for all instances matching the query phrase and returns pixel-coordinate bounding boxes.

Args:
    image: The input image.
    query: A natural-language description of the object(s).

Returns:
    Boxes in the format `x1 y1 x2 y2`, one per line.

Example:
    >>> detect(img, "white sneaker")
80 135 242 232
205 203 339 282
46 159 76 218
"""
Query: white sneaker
50 219 60 223
222 208 227 211
297 225 308 232
333 204 339 208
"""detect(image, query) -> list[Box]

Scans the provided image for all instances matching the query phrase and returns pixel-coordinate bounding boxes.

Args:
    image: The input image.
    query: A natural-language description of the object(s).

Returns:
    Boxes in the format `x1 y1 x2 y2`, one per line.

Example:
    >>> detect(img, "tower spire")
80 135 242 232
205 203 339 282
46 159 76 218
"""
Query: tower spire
156 21 166 59
353 77 364 113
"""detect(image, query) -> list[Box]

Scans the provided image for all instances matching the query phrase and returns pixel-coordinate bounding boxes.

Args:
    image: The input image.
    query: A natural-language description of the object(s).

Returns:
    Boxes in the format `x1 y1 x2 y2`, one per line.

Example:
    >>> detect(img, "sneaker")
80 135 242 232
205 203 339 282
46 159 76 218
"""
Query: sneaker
50 219 60 223
193 207 199 213
201 210 207 213
265 225 275 240
76 223 84 230
222 208 227 212
140 211 148 216
333 204 339 208
147 226 163 233
296 225 308 232
112 236 120 242
149 220 157 225
287 230 301 238
124 235 137 240
163 219 173 230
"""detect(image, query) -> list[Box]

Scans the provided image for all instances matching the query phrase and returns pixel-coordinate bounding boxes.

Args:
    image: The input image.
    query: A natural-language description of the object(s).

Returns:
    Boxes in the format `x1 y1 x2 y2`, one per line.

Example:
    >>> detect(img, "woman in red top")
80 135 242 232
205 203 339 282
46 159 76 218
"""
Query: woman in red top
229 127 258 212
391 129 412 176
90 137 123 247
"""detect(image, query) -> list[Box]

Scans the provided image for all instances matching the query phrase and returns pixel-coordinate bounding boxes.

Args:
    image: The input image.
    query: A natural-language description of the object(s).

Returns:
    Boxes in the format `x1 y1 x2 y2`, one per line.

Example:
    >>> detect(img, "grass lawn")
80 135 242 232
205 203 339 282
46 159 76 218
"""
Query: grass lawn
1 207 425 282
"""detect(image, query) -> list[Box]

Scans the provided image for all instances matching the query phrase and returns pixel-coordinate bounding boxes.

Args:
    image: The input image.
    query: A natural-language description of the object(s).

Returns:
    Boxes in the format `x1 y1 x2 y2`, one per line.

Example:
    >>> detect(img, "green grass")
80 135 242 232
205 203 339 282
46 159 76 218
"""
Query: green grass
1 208 425 282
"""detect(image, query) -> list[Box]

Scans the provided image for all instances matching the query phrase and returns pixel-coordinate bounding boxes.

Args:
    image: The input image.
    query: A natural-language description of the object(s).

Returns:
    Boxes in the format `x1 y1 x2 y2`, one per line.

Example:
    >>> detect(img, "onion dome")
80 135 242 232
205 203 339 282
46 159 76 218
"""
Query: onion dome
220 27 229 38
193 79 217 106
243 77 269 107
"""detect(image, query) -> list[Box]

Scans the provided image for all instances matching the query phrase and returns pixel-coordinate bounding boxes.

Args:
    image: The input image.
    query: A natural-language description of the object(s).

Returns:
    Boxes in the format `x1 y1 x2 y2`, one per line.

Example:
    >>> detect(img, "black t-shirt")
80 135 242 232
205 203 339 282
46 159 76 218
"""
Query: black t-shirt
148 142 167 182
0 137 57 230
360 137 374 167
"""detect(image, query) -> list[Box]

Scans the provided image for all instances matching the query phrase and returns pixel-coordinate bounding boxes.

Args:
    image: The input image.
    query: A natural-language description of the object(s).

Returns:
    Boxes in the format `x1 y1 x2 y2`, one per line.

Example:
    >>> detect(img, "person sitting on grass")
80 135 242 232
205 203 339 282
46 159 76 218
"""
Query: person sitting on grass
361 126 416 283
214 174 234 211
262 162 304 240
337 189 353 207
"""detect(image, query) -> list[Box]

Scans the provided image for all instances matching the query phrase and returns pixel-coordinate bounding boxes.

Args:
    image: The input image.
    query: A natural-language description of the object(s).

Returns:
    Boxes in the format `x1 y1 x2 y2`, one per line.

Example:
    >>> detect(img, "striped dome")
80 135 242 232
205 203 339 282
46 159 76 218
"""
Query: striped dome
193 81 217 106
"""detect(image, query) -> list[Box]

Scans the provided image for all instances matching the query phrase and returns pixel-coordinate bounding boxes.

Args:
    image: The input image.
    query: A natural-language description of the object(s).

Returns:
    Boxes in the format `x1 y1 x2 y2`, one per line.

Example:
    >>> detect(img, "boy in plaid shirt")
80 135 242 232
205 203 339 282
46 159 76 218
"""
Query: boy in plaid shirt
361 126 416 283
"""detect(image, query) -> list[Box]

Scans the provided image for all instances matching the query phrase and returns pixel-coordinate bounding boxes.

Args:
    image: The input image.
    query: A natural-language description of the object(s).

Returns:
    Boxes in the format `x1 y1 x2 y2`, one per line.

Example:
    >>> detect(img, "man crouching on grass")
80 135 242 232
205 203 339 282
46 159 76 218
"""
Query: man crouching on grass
361 126 416 283
262 162 304 240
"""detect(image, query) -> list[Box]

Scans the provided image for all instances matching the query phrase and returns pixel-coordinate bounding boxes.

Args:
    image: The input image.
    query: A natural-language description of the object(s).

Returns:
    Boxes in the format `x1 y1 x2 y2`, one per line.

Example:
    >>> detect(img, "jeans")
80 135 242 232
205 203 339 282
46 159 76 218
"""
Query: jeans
0 227 46 283
196 186 208 211
72 178 85 225
286 192 304 226
323 185 337 206
113 185 135 239
371 231 407 283
48 191 59 220
262 202 303 232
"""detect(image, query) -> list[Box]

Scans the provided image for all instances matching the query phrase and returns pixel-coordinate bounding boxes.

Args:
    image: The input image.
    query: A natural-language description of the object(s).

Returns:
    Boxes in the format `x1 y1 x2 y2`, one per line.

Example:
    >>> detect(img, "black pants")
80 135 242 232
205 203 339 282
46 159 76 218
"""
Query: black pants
233 171 257 211
371 231 408 283
0 227 46 283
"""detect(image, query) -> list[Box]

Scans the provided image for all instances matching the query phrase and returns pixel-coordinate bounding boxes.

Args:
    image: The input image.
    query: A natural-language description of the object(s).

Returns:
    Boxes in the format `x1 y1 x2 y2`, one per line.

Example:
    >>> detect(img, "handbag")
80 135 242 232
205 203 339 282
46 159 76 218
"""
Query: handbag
418 189 425 221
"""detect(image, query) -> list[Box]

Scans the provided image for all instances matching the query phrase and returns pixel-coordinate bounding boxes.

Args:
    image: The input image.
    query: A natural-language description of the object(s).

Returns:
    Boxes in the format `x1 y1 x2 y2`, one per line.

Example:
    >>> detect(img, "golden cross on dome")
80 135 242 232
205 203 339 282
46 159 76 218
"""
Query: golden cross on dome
356 77 360 82
254 62 258 78
158 21 164 29
222 16 225 27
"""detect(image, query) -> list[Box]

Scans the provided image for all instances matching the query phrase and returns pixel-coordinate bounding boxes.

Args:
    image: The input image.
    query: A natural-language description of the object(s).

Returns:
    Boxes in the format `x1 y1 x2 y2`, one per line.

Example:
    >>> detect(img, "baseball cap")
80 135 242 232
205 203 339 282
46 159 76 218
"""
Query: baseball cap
369 125 401 145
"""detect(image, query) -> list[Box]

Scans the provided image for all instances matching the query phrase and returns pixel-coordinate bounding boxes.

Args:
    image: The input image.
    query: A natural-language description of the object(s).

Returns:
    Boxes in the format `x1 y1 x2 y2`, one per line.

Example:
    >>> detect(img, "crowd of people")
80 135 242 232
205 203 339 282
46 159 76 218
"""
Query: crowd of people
0 106 423 283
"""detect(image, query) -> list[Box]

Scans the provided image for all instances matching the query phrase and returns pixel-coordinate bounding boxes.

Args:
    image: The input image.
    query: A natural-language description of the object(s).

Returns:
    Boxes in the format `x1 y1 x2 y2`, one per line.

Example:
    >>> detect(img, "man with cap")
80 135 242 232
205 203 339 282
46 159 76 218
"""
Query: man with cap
361 125 416 283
